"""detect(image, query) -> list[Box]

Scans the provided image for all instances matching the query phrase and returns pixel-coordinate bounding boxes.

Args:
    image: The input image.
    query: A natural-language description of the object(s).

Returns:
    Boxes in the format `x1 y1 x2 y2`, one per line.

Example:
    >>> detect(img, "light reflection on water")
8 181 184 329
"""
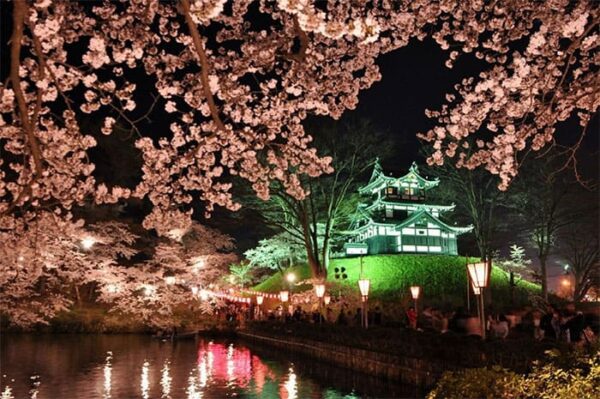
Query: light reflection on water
1 334 418 398
103 351 112 399
140 360 150 399
161 361 172 399
283 367 298 399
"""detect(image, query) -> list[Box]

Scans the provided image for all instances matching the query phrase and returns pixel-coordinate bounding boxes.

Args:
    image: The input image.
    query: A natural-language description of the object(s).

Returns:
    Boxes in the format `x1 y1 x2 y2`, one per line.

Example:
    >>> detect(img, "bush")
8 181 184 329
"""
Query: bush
254 254 540 309
427 365 524 399
427 349 600 399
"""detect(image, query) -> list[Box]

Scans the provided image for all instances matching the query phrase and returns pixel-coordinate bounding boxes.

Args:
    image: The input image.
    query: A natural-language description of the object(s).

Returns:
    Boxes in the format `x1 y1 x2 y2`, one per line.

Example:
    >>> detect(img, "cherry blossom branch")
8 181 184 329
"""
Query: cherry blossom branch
283 17 309 63
27 27 75 115
180 0 226 134
551 124 594 189
10 0 43 176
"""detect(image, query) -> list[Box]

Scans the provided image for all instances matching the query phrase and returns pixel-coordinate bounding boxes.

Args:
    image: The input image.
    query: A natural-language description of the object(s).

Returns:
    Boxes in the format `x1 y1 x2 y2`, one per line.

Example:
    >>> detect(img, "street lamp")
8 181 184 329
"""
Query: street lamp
279 290 289 303
314 283 326 298
192 258 205 273
467 261 490 339
256 295 264 320
315 283 326 323
470 279 482 325
279 290 289 321
81 236 95 250
107 284 118 294
286 273 296 283
164 275 176 285
143 285 155 297
358 278 370 329
410 285 421 312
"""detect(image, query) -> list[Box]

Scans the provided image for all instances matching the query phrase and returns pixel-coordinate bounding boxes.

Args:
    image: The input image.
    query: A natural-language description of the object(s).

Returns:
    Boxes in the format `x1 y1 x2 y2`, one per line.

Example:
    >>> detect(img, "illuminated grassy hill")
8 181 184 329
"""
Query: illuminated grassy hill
253 254 540 309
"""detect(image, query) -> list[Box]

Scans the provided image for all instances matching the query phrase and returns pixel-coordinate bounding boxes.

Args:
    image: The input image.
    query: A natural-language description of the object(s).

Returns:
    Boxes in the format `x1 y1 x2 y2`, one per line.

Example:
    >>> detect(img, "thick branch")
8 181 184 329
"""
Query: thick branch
10 0 43 175
180 0 226 133
283 17 309 63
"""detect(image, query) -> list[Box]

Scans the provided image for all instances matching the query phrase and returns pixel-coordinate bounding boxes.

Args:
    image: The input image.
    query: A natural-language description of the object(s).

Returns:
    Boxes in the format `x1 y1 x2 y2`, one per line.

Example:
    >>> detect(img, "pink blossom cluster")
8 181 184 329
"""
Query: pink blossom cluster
0 211 137 327
1 0 597 237
96 222 237 328
0 211 236 328
419 1 598 189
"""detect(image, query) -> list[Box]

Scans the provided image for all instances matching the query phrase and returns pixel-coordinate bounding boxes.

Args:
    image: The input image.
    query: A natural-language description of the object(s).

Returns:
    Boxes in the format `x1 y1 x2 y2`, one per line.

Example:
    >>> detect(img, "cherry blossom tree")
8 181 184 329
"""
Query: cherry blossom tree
98 222 237 328
244 231 306 274
0 211 137 327
496 244 533 305
3 0 596 237
248 118 389 277
419 1 598 190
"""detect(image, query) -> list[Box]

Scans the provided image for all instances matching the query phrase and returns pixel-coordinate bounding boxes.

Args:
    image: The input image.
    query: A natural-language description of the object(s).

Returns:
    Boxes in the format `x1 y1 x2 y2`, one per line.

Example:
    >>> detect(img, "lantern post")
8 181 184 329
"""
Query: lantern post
315 283 326 324
256 295 264 320
467 260 490 339
358 278 370 329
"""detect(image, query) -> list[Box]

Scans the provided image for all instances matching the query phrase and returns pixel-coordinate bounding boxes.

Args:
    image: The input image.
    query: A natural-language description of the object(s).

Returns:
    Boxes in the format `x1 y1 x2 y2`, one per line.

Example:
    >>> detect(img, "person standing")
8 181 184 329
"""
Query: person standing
406 306 417 329
541 305 559 340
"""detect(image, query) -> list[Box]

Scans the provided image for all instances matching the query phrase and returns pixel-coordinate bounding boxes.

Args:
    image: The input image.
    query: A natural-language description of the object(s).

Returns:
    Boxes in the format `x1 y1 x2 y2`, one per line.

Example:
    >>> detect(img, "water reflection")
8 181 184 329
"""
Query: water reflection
282 367 298 399
185 372 202 399
1 386 13 399
161 361 172 398
28 375 40 399
140 360 150 399
1 334 419 398
103 352 112 399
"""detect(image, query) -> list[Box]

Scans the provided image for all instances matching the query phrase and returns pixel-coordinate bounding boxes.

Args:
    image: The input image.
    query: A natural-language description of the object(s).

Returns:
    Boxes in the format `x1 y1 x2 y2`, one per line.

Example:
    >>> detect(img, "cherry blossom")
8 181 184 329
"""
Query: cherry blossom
419 1 598 189
98 222 237 328
0 211 137 327
1 0 597 236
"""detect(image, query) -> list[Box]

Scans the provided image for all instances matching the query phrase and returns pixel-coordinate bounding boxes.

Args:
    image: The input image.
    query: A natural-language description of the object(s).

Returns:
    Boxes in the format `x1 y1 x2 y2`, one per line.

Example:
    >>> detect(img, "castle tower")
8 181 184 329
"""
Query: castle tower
344 160 472 256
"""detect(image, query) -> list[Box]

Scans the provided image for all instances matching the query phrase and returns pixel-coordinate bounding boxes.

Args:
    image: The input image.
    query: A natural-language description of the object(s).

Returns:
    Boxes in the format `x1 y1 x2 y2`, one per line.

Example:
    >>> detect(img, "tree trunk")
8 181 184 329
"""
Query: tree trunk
320 223 332 278
321 241 330 278
74 284 82 304
87 283 96 302
540 255 548 299
509 271 515 306
306 252 321 278
299 207 320 277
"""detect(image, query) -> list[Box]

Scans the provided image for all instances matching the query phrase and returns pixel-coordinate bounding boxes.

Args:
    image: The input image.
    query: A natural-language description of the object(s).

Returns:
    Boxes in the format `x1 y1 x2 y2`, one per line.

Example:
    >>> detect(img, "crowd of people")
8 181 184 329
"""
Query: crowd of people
214 299 598 345
536 303 595 344
405 303 597 344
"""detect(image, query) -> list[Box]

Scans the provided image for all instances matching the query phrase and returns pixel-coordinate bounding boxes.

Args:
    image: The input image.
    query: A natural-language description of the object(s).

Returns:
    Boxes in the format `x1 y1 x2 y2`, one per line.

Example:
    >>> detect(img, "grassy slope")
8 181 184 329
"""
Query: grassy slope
254 254 541 309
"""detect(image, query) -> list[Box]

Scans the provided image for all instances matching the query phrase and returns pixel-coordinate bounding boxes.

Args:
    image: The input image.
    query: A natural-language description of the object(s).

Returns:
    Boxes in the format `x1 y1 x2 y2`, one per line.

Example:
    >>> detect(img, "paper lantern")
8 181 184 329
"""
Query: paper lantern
410 286 421 300
314 283 326 298
467 262 489 289
279 290 289 302
358 279 370 297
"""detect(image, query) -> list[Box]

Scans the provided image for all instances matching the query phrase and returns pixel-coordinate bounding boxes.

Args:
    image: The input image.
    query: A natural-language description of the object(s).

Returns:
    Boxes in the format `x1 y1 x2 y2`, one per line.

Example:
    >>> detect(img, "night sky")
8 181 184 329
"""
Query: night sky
1 3 598 291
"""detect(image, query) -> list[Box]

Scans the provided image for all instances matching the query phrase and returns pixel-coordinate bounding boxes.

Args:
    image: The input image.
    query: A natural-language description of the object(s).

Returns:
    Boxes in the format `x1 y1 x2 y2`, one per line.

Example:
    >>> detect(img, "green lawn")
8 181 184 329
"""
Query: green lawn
253 254 540 309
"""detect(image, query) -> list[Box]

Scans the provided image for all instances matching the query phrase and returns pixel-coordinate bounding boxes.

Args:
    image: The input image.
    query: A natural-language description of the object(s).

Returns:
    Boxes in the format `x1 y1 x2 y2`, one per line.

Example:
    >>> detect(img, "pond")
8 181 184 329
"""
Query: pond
0 334 420 399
